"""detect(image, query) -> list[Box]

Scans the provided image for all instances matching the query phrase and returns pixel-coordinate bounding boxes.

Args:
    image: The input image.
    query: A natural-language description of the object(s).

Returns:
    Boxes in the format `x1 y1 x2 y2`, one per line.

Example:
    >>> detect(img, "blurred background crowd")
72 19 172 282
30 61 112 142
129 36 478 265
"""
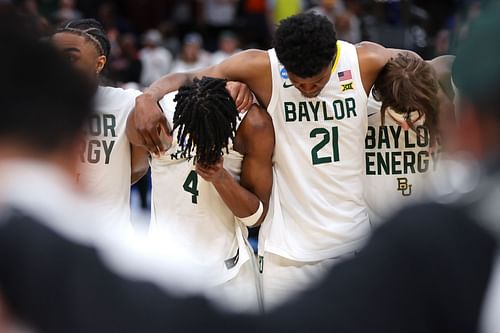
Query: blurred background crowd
0 0 485 90
0 0 484 227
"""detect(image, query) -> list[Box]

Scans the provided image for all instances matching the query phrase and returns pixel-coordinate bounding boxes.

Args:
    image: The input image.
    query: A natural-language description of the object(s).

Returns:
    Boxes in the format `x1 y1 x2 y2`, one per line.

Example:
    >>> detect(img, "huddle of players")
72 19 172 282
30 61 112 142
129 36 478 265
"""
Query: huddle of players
54 13 453 312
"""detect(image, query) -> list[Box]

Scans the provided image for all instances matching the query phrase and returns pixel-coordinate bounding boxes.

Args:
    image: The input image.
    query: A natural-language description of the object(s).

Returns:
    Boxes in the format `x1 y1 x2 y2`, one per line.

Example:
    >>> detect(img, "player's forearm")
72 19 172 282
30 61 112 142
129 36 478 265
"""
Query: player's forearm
212 169 262 221
126 111 144 147
143 72 194 102
130 145 149 185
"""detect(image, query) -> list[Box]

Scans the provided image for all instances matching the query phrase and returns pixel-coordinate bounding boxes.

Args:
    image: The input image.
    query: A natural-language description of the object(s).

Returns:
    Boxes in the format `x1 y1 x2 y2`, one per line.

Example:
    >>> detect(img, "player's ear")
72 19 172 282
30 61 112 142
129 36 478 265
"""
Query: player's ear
96 55 107 75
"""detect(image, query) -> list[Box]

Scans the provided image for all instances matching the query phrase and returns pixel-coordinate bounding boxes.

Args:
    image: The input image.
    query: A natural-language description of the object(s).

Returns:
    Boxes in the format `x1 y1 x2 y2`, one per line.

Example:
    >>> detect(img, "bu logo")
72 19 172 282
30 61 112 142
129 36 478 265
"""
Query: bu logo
396 177 412 196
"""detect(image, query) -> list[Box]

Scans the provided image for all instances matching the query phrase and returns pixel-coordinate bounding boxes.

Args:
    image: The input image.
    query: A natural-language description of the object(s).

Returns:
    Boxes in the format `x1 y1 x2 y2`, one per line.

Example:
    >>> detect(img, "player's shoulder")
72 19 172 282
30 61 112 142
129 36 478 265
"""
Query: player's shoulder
236 104 274 154
240 104 273 134
355 41 389 65
97 86 142 105
222 49 270 71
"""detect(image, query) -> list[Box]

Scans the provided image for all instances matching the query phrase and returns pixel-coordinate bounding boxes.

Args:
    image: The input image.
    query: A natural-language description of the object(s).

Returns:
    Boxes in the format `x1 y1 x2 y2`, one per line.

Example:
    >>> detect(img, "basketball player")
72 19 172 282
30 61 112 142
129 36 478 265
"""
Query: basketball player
127 77 274 312
131 12 436 309
364 54 455 225
2 6 500 331
52 20 251 235
51 19 149 234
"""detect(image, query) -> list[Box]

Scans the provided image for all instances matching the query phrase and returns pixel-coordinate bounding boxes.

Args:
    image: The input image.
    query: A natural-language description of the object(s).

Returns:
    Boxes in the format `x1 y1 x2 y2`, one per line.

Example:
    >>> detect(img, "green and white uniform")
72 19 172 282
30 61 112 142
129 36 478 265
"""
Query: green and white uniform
259 41 370 309
149 92 260 313
79 86 140 235
364 95 436 225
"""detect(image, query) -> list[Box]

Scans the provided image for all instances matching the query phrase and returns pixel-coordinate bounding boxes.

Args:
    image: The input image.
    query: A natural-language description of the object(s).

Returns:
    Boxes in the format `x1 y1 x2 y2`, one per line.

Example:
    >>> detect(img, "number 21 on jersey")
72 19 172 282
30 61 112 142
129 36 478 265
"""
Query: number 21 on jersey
310 126 340 165
183 170 199 204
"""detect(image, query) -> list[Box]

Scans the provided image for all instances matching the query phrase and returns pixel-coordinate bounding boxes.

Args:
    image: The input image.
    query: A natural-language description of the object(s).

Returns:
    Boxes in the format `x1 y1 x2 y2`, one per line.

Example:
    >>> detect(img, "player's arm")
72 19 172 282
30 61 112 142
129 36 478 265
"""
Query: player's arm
428 55 455 101
130 145 149 185
196 105 274 227
428 55 456 147
132 50 270 154
356 41 422 95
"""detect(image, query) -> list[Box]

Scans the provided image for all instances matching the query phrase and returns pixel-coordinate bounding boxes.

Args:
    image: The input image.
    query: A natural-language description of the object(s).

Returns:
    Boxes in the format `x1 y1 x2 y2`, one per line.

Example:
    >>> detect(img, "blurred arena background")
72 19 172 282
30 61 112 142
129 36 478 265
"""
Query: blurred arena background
0 0 483 238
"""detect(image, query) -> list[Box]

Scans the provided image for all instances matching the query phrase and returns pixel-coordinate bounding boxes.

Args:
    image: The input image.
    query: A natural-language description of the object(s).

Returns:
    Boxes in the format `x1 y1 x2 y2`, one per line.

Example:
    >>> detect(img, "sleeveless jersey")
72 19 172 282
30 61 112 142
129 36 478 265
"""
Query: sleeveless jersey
149 92 250 285
260 41 370 261
364 95 437 225
78 86 140 234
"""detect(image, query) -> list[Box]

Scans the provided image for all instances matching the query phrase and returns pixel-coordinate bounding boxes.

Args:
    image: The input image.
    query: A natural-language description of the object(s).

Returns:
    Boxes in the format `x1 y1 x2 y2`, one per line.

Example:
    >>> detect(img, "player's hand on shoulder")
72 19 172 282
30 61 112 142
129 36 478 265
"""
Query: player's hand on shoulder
195 158 227 184
226 81 254 112
134 93 170 155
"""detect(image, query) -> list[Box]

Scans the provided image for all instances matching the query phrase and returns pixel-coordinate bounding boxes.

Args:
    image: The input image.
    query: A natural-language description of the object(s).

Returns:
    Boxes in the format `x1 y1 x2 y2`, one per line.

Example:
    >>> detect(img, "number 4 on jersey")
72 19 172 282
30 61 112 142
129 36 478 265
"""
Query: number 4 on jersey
183 170 199 204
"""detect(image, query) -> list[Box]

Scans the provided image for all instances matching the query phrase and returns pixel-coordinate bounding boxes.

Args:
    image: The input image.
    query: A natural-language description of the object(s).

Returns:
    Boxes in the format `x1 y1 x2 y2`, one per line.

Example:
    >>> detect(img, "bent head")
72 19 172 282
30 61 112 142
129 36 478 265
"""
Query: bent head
52 19 110 83
373 54 439 140
173 77 239 166
274 12 337 98
0 12 93 161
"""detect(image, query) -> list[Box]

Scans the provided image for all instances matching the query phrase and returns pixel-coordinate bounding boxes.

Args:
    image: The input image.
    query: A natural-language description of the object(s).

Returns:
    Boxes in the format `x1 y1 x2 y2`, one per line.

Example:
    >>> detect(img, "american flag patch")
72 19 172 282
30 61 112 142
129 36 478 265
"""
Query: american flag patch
338 70 352 81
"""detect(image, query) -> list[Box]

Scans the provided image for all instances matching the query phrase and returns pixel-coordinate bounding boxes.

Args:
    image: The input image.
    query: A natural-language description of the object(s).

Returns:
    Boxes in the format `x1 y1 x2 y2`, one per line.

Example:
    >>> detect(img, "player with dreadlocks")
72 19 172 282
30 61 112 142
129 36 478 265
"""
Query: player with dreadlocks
51 18 151 235
131 11 440 310
173 77 239 166
136 76 274 313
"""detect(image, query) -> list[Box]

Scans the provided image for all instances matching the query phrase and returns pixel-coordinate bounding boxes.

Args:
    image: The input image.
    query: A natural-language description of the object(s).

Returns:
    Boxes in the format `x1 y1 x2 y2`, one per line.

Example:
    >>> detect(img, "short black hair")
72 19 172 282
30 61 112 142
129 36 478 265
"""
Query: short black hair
0 12 94 152
273 12 337 78
173 77 239 166
56 18 110 57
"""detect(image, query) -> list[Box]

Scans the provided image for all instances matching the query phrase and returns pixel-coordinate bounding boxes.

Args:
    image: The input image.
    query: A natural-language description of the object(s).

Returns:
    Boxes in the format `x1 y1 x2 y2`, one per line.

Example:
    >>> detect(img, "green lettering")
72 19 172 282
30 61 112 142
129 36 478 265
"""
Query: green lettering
404 130 416 148
417 150 430 173
416 126 429 147
391 151 402 175
88 114 101 136
377 151 390 175
102 140 115 164
365 152 376 175
87 139 100 164
298 101 310 122
345 97 357 118
389 126 401 149
309 101 320 121
103 114 116 137
365 126 376 149
403 151 416 174
333 100 345 120
323 101 334 121
284 102 296 122
378 126 390 149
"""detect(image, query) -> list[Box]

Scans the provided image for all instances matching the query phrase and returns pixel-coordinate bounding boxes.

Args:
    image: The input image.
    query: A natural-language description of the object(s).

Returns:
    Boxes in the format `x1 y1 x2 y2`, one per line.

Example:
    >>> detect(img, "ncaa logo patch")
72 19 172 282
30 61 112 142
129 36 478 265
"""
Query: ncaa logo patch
280 67 289 79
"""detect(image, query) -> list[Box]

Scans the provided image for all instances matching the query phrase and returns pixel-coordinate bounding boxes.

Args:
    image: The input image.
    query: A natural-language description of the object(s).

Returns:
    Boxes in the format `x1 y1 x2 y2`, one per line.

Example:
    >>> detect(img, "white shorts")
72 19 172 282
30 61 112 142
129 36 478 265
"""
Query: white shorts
205 245 263 314
260 251 353 311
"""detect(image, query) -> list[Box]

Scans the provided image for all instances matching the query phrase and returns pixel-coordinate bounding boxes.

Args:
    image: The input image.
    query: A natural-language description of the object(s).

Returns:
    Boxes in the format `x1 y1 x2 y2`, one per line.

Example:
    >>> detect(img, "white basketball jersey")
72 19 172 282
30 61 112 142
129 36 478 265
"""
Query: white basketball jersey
78 86 140 234
364 95 437 225
260 41 370 261
149 92 250 285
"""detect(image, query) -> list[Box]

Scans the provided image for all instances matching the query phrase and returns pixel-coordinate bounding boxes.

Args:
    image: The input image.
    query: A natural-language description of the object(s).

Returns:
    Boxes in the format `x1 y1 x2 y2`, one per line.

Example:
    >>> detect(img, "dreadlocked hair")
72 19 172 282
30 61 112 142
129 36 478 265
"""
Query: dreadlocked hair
56 18 110 57
173 77 239 166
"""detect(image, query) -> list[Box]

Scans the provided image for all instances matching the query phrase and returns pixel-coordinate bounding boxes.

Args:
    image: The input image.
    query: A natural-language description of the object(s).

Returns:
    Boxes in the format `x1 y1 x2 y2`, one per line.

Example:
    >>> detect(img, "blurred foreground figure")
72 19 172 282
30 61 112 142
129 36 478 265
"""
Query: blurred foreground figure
0 11 235 333
2 6 500 333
